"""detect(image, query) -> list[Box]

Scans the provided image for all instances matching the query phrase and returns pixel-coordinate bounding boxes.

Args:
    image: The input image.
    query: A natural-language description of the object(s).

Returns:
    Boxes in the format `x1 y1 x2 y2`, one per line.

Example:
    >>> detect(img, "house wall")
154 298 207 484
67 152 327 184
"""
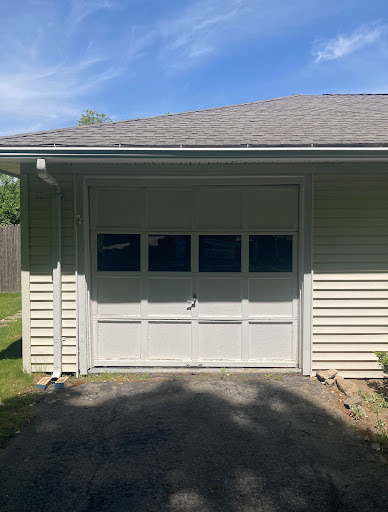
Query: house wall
312 173 388 378
21 171 77 373
21 163 388 377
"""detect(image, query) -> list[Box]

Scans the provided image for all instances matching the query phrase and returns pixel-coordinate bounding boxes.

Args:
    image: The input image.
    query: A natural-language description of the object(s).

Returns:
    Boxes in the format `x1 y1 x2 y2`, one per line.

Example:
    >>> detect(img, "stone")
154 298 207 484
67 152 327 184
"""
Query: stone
371 443 381 451
335 376 358 397
358 406 366 418
344 394 363 409
316 369 338 382
325 378 336 387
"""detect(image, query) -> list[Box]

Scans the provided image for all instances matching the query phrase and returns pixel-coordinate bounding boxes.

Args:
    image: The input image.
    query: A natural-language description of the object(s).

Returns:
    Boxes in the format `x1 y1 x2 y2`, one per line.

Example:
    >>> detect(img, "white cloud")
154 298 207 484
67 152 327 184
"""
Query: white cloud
314 25 386 62
158 0 246 67
69 0 114 26
0 58 122 132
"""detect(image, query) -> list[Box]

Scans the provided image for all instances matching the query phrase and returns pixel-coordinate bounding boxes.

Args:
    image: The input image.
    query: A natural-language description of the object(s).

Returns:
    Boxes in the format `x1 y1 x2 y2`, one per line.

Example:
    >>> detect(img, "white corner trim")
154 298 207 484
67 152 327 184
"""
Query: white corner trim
20 173 31 373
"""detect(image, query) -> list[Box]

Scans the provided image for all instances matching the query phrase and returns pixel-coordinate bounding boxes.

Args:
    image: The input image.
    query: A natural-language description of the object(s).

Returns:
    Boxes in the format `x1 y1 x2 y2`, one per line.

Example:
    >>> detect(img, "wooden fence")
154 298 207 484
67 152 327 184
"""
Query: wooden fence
0 225 21 293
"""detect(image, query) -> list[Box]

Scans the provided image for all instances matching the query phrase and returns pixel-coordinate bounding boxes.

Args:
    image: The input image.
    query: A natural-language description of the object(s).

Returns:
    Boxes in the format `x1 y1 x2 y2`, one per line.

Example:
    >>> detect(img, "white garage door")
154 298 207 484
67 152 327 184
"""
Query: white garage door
89 185 299 367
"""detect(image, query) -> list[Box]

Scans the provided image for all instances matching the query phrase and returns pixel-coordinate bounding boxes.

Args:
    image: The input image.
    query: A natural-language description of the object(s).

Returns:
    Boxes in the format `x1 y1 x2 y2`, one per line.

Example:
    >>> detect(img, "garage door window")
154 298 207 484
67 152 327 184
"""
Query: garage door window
148 235 191 271
199 235 241 272
97 234 140 271
249 235 292 272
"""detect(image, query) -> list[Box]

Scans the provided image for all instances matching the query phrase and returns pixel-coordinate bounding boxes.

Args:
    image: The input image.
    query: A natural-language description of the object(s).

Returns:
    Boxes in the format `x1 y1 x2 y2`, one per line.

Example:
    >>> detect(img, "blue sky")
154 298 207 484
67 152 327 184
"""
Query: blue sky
1 0 388 135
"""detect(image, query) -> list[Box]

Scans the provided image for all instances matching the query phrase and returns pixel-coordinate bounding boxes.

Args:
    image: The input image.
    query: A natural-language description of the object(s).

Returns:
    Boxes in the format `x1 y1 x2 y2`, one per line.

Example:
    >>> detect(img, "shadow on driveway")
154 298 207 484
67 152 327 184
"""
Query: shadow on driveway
0 376 387 511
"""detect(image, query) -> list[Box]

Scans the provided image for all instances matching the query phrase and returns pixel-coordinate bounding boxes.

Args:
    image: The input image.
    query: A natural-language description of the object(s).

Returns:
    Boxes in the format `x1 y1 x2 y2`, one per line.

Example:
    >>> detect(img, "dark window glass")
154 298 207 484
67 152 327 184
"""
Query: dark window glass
148 235 191 271
199 235 241 272
97 234 140 271
249 235 293 272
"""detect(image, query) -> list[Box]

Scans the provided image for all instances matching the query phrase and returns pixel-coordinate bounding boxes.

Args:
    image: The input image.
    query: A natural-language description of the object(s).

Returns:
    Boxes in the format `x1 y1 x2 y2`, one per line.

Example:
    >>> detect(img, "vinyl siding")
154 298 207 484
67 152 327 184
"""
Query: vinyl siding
313 173 388 378
26 173 77 373
22 166 388 376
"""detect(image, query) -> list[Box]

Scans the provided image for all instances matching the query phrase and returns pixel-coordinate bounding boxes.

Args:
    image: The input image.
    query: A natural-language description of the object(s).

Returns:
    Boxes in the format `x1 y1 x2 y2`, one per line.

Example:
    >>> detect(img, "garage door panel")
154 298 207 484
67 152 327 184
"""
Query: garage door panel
198 189 242 228
247 188 298 229
91 184 299 368
248 278 294 317
199 322 242 360
248 323 294 361
199 279 242 317
97 321 141 360
148 278 192 317
148 322 191 360
148 190 192 228
93 189 145 228
97 278 141 316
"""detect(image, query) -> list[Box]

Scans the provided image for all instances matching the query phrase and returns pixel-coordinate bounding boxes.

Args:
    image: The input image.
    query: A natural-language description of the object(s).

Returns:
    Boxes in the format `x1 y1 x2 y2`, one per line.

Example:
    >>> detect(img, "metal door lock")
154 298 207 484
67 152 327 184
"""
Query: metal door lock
186 293 197 309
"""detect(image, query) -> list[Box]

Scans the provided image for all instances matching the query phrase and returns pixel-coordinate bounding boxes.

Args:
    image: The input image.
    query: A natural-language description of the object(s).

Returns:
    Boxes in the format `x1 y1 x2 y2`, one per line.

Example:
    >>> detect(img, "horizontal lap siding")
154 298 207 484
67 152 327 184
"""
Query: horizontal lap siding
28 173 77 373
313 174 388 378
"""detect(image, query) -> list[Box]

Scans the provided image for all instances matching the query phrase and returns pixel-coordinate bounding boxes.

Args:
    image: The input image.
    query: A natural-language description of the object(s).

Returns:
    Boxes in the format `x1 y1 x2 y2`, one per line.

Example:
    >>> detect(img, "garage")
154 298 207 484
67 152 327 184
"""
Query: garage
90 182 300 367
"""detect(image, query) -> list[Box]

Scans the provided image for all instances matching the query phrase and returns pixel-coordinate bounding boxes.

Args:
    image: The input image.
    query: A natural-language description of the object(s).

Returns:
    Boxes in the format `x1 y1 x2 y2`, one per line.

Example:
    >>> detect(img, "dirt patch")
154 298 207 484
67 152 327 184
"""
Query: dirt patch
318 377 388 455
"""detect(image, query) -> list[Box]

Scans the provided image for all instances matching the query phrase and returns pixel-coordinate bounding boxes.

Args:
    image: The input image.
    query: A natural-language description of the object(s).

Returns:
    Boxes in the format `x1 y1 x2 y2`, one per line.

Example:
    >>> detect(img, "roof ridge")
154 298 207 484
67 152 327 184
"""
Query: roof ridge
323 93 388 96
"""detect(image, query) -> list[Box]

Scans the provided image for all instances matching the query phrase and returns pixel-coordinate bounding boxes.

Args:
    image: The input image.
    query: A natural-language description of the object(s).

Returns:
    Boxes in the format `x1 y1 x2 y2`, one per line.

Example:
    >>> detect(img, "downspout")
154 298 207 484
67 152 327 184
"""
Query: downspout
36 158 62 380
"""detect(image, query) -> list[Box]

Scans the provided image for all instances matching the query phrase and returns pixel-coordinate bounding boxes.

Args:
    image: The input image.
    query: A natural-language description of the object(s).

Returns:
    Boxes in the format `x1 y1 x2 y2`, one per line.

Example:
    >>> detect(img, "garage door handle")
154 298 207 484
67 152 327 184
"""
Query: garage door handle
186 293 197 308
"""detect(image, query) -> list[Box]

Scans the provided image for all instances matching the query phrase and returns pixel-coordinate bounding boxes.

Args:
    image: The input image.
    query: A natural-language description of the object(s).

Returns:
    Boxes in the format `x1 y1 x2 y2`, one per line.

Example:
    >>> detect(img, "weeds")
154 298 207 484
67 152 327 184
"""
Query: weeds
349 405 364 420
359 390 388 416
375 420 388 445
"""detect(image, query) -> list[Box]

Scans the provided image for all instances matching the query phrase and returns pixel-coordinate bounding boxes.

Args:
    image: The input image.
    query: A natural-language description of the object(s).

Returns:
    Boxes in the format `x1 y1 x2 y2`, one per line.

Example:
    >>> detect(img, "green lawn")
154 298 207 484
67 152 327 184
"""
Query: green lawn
0 294 41 446
0 293 21 320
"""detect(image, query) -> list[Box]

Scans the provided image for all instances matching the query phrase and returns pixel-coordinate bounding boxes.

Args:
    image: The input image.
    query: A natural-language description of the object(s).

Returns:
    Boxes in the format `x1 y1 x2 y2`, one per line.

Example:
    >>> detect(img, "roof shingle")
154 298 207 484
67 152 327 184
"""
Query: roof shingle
1 94 388 148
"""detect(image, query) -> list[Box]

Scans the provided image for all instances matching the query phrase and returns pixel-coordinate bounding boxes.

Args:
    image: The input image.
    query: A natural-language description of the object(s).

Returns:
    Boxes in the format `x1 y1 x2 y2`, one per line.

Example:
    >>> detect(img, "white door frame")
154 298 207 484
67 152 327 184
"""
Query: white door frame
76 173 313 374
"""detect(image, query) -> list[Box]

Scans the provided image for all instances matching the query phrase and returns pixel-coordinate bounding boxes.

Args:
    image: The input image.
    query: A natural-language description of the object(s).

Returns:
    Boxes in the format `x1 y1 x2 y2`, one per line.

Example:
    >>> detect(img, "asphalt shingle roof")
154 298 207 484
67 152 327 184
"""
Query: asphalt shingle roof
1 94 388 148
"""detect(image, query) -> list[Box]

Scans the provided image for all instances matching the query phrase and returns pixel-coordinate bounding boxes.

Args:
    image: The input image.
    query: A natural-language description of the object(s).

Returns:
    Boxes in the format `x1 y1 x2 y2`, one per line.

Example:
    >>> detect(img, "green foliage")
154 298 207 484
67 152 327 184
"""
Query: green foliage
0 175 20 225
358 389 388 417
375 420 388 445
374 351 388 374
349 404 363 420
77 109 112 125
359 389 369 403
0 316 42 447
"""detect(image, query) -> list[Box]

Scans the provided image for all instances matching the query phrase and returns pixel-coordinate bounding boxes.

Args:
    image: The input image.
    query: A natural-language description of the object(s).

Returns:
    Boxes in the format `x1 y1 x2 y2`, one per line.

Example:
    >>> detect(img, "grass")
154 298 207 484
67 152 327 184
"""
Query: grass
0 293 21 320
0 294 41 447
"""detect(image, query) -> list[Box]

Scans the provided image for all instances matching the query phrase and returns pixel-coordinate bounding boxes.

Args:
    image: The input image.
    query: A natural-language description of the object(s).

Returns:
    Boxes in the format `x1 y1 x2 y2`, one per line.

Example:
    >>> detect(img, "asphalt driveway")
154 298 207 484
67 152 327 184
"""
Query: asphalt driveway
0 375 387 512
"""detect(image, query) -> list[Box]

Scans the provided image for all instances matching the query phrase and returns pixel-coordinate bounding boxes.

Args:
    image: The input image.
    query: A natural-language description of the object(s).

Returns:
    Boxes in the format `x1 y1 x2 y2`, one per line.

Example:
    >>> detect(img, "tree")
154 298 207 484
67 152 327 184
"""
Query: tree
77 109 112 125
0 175 20 225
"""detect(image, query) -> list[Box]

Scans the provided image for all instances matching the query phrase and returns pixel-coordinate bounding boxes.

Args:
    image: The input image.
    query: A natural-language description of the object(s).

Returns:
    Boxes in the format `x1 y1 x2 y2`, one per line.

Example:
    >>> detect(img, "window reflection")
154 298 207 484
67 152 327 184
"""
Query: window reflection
97 234 140 271
249 235 293 272
199 235 241 272
148 235 191 271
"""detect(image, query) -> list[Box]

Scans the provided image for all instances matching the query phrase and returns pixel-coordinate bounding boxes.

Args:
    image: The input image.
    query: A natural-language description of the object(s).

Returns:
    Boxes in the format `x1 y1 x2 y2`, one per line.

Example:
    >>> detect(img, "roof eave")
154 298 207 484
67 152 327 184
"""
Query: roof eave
2 146 388 167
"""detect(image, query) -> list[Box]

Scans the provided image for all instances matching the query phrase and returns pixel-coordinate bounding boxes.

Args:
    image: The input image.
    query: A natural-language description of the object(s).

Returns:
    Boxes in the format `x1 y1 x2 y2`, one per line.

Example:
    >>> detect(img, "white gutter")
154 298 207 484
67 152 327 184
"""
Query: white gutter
2 146 388 169
1 146 388 160
1 146 388 152
36 158 62 381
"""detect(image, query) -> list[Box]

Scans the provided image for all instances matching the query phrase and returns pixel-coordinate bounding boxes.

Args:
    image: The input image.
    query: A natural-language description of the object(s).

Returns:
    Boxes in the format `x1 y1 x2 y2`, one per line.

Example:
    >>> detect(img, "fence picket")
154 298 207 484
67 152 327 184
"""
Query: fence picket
0 225 21 292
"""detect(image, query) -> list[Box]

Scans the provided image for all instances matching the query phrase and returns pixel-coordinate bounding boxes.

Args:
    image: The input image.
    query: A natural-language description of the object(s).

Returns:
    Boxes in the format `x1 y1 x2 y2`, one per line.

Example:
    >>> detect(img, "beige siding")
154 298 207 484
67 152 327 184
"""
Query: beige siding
27 172 77 373
313 173 388 378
